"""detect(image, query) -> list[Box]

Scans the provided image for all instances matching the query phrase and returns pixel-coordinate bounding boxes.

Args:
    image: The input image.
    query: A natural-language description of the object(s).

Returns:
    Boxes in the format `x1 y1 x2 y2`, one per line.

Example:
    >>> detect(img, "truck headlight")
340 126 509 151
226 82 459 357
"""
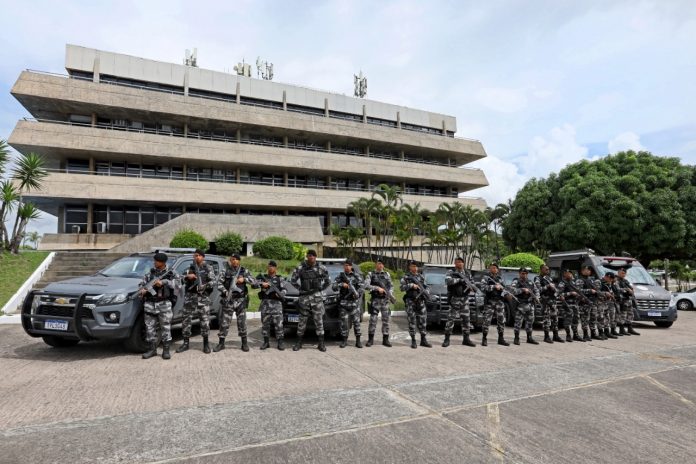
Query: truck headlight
98 293 129 306
31 295 42 314
669 295 676 307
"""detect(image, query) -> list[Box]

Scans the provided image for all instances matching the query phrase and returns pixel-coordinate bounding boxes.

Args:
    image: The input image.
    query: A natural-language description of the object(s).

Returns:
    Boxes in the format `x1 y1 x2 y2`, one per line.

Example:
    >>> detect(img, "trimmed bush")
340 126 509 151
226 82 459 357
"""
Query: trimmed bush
500 252 545 273
292 242 308 261
359 261 396 276
215 232 243 256
253 236 294 260
169 229 208 251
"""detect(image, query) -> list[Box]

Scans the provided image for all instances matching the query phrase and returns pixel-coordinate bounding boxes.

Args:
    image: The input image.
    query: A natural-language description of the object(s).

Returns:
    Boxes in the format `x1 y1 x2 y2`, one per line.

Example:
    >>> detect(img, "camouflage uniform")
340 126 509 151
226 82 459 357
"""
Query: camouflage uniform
182 261 216 338
290 261 330 338
139 266 180 343
511 276 539 337
534 275 559 333
480 272 507 336
217 264 256 340
444 269 474 336
365 270 393 336
254 274 287 340
577 276 599 340
332 271 365 341
615 276 635 326
400 272 429 338
558 277 581 340
599 279 618 338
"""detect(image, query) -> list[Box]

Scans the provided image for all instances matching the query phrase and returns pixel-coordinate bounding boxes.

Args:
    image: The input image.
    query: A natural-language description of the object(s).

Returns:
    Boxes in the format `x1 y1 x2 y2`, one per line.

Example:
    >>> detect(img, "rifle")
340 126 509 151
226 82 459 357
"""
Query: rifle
340 272 361 300
370 273 396 304
405 274 434 302
451 271 480 295
224 266 243 303
140 268 174 298
185 263 203 293
484 275 519 304
256 274 285 301
560 279 591 305
539 275 557 296
515 279 541 306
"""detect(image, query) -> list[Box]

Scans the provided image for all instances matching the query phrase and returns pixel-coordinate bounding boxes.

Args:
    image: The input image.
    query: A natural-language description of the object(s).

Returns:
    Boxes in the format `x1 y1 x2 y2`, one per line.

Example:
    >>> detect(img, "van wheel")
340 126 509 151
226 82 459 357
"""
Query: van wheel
42 336 80 348
677 299 693 311
654 321 673 328
124 313 157 353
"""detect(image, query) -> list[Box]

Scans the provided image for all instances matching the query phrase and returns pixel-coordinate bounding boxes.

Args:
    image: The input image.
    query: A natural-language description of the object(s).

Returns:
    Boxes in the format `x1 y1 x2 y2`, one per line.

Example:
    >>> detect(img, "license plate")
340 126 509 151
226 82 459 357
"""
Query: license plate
44 320 69 331
287 315 300 323
648 312 662 317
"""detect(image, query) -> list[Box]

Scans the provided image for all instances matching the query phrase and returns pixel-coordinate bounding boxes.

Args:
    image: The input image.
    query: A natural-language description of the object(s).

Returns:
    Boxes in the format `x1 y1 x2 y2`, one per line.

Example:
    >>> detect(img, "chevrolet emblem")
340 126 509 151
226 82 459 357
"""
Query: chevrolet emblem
55 297 69 305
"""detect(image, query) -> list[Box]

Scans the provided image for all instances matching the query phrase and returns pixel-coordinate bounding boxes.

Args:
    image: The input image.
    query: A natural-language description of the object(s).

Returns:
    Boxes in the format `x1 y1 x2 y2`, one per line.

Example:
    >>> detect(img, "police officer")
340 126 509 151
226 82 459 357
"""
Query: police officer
577 265 600 341
139 251 180 360
511 267 540 345
253 260 287 351
177 249 216 354
365 259 393 347
616 268 640 336
534 264 563 343
558 269 582 342
442 257 476 348
400 260 432 349
290 250 331 352
479 263 509 346
215 253 257 352
332 259 365 348
599 272 619 339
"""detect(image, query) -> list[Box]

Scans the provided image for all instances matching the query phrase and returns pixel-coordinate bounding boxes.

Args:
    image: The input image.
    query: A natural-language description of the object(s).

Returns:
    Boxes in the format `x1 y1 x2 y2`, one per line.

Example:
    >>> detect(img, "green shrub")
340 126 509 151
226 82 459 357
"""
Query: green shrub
358 261 397 276
253 236 294 260
500 252 545 273
169 229 208 251
292 242 308 261
215 231 243 256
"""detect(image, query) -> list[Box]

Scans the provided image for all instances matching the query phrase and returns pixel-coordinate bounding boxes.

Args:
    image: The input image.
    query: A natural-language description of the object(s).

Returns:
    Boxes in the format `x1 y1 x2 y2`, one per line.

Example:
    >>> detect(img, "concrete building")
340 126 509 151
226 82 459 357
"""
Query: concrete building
8 44 488 250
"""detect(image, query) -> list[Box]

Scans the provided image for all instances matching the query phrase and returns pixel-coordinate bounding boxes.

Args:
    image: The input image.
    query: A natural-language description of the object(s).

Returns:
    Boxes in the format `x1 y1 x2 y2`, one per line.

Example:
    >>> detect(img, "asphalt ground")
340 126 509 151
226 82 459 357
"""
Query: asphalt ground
1 312 695 463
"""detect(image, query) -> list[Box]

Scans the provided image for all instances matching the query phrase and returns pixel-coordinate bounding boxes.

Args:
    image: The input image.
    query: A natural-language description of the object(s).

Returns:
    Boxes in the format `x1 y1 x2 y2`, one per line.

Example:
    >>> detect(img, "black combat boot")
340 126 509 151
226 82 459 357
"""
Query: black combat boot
142 342 157 359
573 330 583 342
411 335 417 349
175 337 190 353
420 334 432 348
213 337 226 352
277 338 285 351
366 334 374 347
383 335 392 347
591 329 600 340
203 336 211 354
355 335 363 348
544 330 553 344
582 329 591 342
462 333 476 347
317 335 327 352
497 331 510 346
619 325 627 336
442 334 451 348
260 337 270 350
606 328 618 339
527 332 539 345
599 329 607 340
565 328 573 342
611 326 620 337
162 342 171 360
627 325 640 336
340 337 347 348
553 330 565 343
513 331 521 345
241 336 249 352
481 331 488 346
293 337 303 351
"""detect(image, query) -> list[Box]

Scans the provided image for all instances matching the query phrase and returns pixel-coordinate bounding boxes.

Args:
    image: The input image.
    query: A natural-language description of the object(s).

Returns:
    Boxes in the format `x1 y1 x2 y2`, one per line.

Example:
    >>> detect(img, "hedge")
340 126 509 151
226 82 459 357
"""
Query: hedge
215 231 243 256
252 236 295 260
500 252 545 273
169 229 208 251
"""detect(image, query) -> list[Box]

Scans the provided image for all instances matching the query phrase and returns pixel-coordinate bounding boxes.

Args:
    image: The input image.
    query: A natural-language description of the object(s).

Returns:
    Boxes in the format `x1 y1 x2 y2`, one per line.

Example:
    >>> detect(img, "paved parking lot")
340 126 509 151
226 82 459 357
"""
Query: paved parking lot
1 313 695 463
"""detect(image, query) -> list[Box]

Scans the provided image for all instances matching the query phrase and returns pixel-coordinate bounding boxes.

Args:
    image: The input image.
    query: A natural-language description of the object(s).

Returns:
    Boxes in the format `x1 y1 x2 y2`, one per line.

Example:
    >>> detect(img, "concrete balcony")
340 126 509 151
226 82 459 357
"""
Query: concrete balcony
9 119 488 191
22 172 487 213
11 71 487 165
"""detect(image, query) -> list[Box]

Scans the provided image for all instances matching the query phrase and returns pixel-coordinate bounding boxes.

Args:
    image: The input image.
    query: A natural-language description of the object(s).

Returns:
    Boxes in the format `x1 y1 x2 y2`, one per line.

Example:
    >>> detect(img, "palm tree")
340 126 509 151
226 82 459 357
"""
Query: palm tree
0 139 9 177
372 184 402 254
10 203 41 252
486 202 510 261
0 180 19 249
9 153 47 253
27 230 41 249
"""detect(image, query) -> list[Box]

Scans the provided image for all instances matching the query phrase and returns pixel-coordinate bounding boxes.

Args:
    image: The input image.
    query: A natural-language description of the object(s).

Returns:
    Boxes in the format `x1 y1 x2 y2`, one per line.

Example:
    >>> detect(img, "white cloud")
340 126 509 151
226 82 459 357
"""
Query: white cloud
475 87 528 113
608 131 646 154
523 124 588 176
467 155 525 207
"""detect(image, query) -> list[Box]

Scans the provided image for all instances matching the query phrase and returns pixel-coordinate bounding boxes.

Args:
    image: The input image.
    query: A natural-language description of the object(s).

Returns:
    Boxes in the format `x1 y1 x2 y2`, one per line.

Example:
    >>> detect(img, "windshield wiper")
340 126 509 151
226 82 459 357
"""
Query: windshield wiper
632 282 654 285
96 272 110 277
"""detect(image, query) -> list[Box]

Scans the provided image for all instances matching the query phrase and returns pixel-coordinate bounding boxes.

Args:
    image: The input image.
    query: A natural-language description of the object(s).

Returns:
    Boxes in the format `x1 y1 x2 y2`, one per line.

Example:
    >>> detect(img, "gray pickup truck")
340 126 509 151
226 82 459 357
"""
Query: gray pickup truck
21 251 227 351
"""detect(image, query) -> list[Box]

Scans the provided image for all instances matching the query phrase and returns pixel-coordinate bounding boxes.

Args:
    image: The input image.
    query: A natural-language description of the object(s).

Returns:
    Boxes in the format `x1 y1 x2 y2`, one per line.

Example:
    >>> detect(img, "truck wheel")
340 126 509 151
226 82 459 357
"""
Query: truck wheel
677 299 693 311
654 321 673 328
42 336 80 348
123 313 156 353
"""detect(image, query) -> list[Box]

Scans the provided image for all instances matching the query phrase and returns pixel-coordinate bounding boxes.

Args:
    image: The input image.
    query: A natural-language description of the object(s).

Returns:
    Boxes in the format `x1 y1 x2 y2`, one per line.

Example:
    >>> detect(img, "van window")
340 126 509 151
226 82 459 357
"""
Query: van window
597 264 657 285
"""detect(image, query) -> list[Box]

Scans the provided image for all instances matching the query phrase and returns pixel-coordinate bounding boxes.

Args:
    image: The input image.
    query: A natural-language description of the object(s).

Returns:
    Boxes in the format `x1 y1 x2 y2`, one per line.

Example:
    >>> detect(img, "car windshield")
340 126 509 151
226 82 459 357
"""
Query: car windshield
424 272 447 285
100 256 153 278
597 264 657 286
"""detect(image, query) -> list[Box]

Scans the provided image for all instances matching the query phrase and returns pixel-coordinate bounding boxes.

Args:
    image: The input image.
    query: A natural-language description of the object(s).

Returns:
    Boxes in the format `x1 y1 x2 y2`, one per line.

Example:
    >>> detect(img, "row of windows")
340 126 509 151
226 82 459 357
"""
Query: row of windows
69 71 449 136
64 159 458 197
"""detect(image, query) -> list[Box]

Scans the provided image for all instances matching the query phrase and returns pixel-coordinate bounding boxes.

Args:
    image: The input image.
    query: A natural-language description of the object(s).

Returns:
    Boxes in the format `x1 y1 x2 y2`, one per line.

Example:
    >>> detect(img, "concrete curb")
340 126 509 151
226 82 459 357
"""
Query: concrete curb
1 251 56 316
0 314 22 324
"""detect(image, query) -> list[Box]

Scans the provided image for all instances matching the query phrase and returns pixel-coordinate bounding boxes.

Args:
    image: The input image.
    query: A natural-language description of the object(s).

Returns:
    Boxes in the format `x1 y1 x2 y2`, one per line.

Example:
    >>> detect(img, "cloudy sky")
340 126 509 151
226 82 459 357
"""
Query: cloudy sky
0 0 694 235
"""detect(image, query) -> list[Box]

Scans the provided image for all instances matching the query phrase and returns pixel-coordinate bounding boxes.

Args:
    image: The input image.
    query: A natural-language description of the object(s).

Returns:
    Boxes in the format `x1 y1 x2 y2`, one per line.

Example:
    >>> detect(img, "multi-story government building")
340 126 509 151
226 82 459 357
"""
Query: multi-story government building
8 45 488 250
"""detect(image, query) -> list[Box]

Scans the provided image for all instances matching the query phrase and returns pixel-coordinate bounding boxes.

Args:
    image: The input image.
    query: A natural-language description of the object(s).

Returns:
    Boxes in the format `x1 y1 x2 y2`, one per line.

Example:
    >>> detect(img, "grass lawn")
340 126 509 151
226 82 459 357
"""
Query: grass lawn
0 251 50 312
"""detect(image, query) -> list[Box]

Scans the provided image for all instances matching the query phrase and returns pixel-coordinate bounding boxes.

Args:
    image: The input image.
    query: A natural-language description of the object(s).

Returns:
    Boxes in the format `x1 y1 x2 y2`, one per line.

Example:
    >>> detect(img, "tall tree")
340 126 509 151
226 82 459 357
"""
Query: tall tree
9 152 47 253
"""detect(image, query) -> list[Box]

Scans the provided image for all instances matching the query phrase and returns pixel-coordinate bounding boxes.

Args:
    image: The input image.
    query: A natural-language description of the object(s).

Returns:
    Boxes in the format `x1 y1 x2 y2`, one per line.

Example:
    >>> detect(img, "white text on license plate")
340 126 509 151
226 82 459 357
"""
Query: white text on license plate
45 320 69 331
287 315 300 323
648 312 662 317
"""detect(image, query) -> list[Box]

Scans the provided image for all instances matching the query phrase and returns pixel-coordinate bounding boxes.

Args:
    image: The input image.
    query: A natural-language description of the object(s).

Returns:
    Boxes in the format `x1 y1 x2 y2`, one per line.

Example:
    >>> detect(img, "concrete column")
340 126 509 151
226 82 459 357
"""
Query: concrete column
88 157 95 174
90 113 97 127
236 128 241 143
365 145 370 157
442 120 447 135
447 186 453 196
282 91 287 111
87 203 94 234
397 111 401 129
327 211 333 229
92 57 100 83
236 168 241 183
236 208 241 214
184 68 189 96
401 182 406 192
283 210 289 216
58 206 65 233
183 123 188 137
324 98 329 117
326 176 332 189
362 105 367 123
326 141 331 152
283 135 289 148
182 204 187 213
283 172 288 187
236 82 241 104
400 150 405 161
366 179 372 191
183 164 187 179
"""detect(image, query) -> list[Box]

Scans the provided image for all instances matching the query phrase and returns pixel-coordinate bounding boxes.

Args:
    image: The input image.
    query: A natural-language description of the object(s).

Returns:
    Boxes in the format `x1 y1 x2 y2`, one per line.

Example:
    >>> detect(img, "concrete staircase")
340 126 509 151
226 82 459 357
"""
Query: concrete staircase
33 252 129 289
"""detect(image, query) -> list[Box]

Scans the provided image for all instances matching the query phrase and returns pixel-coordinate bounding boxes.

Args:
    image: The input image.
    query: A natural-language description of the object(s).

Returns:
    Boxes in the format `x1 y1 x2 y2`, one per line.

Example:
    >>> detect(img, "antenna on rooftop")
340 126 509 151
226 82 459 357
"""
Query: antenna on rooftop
354 70 367 98
256 56 274 80
184 48 198 67
234 59 252 77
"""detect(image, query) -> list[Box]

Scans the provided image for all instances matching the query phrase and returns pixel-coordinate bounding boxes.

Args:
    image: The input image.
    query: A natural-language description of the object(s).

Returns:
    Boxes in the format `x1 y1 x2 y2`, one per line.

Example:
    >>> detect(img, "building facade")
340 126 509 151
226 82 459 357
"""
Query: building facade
9 45 488 245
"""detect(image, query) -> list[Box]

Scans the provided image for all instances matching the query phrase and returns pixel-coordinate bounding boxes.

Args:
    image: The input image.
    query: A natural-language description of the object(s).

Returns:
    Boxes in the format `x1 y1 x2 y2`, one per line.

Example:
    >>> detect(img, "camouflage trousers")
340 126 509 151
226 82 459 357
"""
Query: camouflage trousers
368 297 391 336
540 297 559 332
483 299 505 334
339 301 361 338
182 294 211 338
560 301 577 330
405 298 427 337
260 299 284 339
444 297 471 335
576 304 591 332
219 296 248 339
297 292 325 337
604 301 617 329
617 300 634 325
143 300 173 343
590 301 607 331
514 301 534 334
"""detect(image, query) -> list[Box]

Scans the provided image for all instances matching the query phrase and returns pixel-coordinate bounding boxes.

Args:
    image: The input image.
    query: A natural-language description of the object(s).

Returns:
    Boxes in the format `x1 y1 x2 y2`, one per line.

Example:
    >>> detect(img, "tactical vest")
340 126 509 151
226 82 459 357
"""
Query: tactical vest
186 263 213 293
144 267 172 301
579 277 598 300
258 274 283 300
223 265 248 296
536 275 556 298
370 272 390 298
560 279 577 299
338 272 360 300
299 264 323 294
484 273 504 300
513 278 533 300
404 273 425 300
447 271 468 298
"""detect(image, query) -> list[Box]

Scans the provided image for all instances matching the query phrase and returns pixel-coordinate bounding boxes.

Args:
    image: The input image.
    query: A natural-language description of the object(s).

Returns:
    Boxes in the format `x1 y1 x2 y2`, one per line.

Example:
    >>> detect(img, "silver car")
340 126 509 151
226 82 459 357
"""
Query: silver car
673 288 696 311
